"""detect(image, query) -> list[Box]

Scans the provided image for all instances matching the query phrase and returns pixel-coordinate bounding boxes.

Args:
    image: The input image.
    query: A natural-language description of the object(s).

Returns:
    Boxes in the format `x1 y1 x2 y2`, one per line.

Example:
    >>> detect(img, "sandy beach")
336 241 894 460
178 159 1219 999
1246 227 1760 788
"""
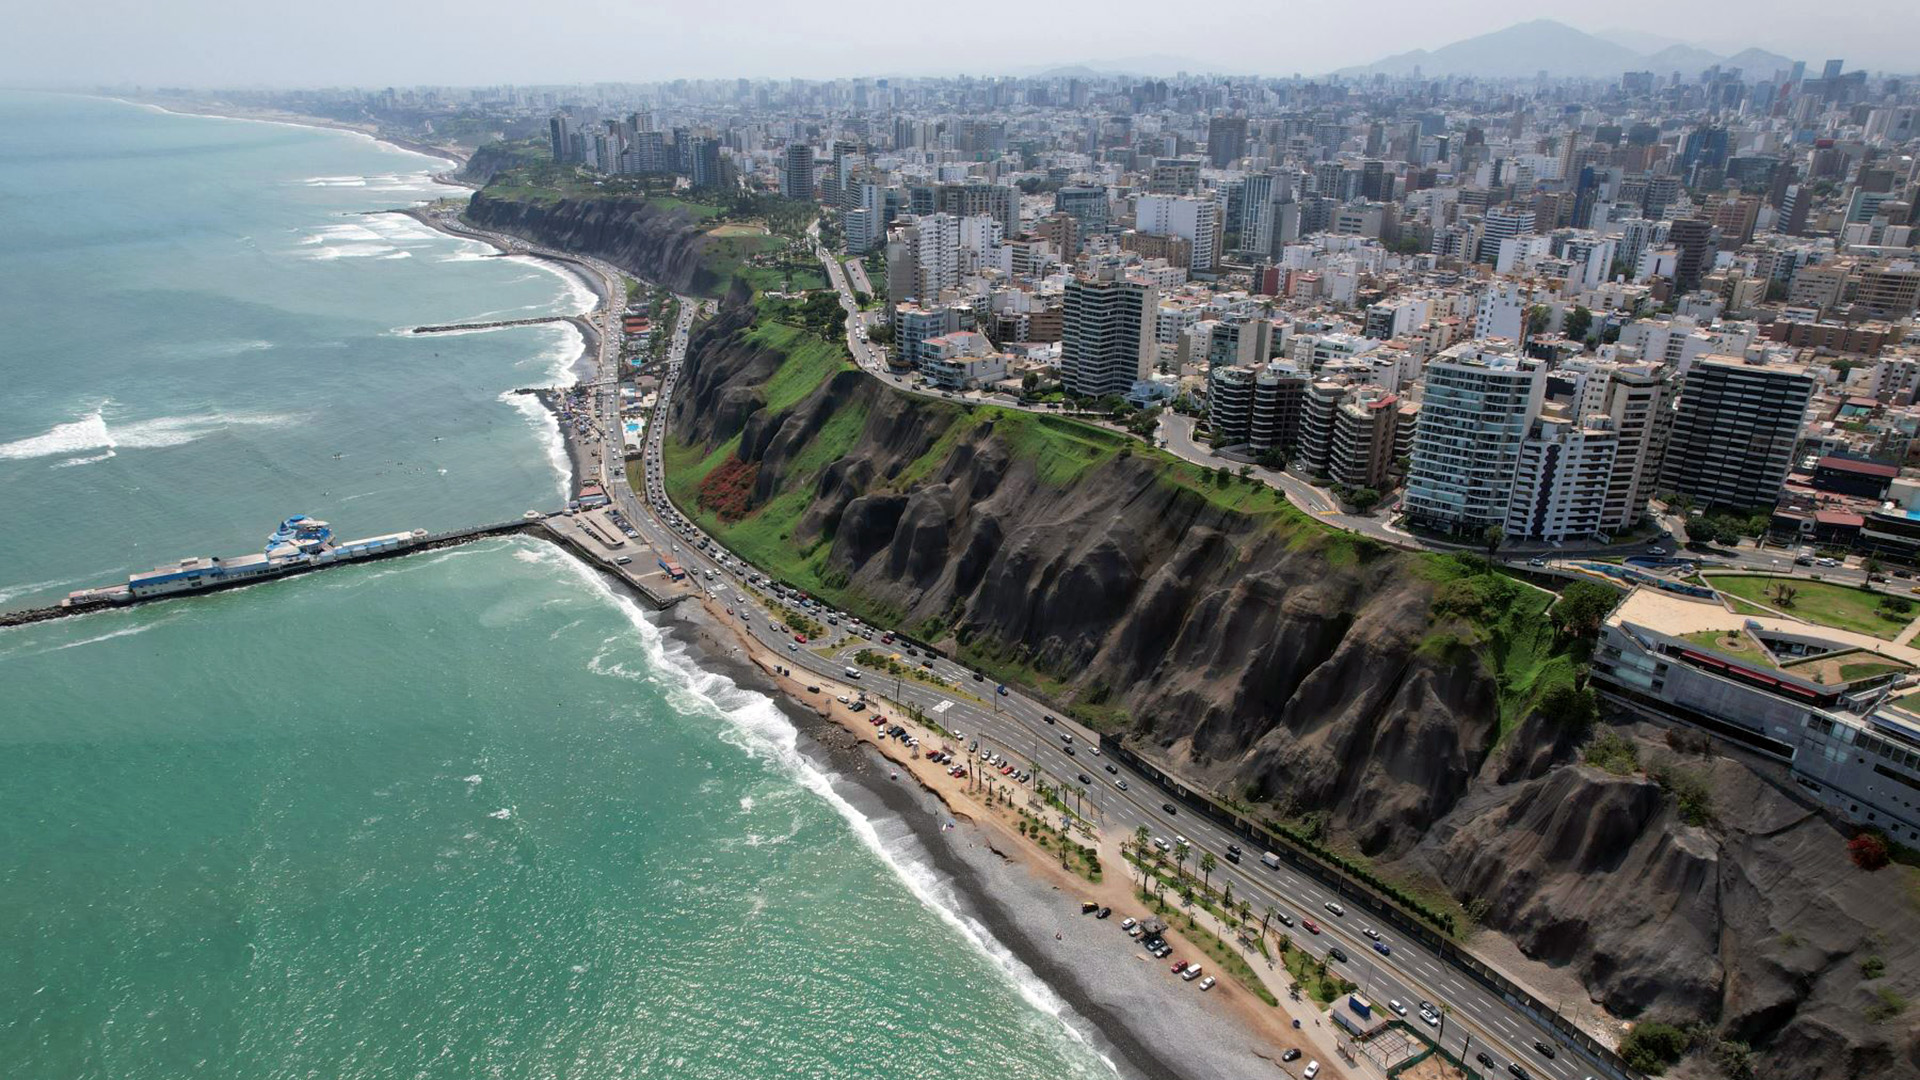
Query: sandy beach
639 589 1365 1080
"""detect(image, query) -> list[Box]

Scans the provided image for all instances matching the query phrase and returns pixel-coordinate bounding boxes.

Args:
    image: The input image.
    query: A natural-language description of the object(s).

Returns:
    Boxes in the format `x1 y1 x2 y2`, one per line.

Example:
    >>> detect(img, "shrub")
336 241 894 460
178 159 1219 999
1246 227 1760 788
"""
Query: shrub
1618 1021 1690 1074
1867 988 1908 1024
1584 731 1640 775
1861 955 1887 979
1849 832 1892 871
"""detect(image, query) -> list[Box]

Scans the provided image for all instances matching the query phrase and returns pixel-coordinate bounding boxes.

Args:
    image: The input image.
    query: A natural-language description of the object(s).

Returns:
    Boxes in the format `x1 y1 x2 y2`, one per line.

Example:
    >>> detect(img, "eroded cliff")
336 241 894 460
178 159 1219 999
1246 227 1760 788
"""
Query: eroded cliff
663 298 1920 1080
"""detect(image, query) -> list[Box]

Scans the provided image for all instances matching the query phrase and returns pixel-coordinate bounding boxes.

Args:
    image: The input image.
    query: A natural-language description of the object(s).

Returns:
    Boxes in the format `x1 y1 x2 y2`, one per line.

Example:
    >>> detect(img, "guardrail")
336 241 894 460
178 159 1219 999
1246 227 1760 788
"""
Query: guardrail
1100 734 1644 1080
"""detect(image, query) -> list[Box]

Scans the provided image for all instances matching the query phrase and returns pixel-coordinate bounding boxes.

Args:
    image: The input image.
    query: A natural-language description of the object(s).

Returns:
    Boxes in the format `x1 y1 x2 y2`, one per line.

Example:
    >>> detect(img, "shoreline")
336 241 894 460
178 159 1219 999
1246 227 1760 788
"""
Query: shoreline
104 94 474 175
633 579 1355 1080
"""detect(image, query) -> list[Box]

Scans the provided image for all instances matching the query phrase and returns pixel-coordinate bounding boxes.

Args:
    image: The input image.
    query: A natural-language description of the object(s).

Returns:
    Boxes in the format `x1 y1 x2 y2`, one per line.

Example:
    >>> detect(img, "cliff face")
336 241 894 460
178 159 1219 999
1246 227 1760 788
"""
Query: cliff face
463 191 734 298
673 304 1530 858
668 302 1920 1080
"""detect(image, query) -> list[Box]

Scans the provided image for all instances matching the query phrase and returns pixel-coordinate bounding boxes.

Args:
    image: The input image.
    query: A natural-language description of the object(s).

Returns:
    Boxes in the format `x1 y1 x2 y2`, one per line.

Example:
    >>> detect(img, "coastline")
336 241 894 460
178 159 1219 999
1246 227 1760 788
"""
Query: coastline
635 584 1357 1080
107 94 474 176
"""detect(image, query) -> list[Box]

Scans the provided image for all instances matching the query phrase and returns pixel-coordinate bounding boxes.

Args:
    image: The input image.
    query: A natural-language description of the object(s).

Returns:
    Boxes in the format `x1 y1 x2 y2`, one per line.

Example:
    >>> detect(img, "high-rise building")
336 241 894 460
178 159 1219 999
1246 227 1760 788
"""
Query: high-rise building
1404 342 1546 534
1135 194 1223 274
1476 206 1537 264
1505 409 1619 543
781 143 816 201
1054 186 1111 234
1061 268 1158 399
1669 218 1715 294
548 114 574 163
1659 356 1816 510
1237 173 1288 258
1207 116 1248 168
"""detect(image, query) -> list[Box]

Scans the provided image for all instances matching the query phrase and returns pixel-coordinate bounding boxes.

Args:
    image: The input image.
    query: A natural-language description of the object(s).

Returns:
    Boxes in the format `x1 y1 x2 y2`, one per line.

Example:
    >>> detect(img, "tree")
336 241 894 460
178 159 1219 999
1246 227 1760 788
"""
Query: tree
1199 850 1218 893
1863 555 1883 577
1346 487 1382 511
1481 525 1505 573
1767 582 1800 609
1526 304 1551 337
1174 841 1191 881
1563 305 1594 343
1536 684 1599 733
1262 905 1279 938
1552 580 1622 638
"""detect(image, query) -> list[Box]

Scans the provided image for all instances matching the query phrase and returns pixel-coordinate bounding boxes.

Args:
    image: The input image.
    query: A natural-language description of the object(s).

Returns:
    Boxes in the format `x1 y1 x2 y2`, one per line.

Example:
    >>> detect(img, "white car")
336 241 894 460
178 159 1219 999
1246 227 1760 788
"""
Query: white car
1303 1062 1320 1080
1197 976 1216 991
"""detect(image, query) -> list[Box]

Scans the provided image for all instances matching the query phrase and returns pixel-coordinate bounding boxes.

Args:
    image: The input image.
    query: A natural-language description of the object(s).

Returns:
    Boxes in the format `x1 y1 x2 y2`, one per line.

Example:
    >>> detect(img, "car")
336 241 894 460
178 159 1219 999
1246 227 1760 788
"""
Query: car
794 634 808 644
1120 917 1136 931
1794 555 1814 566
1104 764 1118 774
996 684 1008 695
1042 714 1056 724
1507 1065 1529 1080
1362 927 1380 940
1420 1010 1440 1028
1373 941 1391 956
1275 912 1293 927
1303 1062 1320 1080
1198 976 1216 991
1280 1049 1301 1063
1328 947 1347 963
1324 902 1344 917
805 686 820 693
1078 773 1093 785
1527 556 1547 566
1062 745 1075 756
1533 1042 1556 1059
1649 546 1669 556
1388 999 1408 1016
1181 965 1203 981
1163 803 1178 815
1419 1000 1435 1015
1170 960 1187 973
1116 780 1129 791
972 672 984 681
1475 1052 1494 1069
1818 557 1840 567
1301 918 1320 935
1174 835 1188 848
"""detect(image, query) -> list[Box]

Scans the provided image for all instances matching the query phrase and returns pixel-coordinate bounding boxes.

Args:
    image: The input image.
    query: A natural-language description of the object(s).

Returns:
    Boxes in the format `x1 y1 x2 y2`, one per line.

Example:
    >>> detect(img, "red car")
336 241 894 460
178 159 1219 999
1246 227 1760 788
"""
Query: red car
1170 960 1187 973
794 634 807 644
881 634 894 643
1302 919 1321 935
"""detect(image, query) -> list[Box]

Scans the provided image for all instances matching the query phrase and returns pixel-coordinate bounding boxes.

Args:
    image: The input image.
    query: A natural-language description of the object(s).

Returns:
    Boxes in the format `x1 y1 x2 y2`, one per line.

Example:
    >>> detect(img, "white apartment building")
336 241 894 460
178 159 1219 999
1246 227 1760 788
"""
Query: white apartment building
1135 194 1223 274
1505 409 1620 543
1404 342 1547 534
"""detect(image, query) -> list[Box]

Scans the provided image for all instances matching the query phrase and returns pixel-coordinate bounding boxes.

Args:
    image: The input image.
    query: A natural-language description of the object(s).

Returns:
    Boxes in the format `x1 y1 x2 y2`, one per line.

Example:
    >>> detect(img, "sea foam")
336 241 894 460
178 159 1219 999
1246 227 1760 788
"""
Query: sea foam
0 404 297 463
547 549 1119 1075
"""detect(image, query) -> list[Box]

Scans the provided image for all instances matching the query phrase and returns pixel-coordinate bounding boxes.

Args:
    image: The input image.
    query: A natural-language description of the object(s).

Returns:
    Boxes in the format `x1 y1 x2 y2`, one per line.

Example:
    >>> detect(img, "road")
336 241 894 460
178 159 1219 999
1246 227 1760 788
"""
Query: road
602 269 1617 1080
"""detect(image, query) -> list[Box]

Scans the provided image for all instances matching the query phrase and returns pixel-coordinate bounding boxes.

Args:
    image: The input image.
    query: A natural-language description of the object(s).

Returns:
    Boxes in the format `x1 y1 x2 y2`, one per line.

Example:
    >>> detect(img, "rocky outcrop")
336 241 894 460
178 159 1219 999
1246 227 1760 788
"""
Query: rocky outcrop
463 190 732 297
666 303 1920 1079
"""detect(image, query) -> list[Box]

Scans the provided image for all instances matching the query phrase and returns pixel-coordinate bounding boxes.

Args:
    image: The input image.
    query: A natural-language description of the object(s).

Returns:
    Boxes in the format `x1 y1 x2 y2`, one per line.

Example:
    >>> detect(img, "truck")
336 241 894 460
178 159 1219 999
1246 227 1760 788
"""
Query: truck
657 558 686 580
1261 852 1282 870
1348 995 1373 1019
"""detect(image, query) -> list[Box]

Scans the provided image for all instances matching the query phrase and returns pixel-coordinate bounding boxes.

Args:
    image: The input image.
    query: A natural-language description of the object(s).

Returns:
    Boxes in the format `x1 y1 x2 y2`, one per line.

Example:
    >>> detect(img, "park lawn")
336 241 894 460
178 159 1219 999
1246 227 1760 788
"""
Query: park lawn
1706 574 1911 640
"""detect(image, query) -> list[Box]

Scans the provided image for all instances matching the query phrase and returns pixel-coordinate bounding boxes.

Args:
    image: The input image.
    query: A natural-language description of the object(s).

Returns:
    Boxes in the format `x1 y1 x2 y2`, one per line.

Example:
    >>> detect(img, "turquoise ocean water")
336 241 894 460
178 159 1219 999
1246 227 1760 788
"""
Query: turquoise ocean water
0 94 1115 1080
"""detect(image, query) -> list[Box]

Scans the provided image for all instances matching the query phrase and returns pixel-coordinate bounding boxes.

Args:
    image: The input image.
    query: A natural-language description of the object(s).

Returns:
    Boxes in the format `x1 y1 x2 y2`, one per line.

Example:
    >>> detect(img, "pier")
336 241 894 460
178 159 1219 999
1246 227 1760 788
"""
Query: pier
0 510 694 630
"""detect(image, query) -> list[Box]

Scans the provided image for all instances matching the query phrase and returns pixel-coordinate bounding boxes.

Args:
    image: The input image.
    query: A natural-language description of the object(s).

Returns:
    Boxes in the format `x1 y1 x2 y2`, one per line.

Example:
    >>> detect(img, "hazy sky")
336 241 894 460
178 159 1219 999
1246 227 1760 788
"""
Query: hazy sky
5 0 1913 88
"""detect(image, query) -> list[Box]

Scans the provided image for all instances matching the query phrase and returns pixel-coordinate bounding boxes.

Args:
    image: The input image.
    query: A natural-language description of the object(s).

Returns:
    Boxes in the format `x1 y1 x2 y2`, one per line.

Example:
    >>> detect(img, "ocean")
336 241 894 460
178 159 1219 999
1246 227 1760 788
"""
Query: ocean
0 93 1116 1079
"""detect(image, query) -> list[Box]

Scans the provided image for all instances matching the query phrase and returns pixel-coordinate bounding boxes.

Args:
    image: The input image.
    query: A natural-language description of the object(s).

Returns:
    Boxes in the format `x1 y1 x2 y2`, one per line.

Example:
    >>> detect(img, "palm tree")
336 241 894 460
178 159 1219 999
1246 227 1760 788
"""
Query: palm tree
1199 850 1218 893
1174 842 1191 882
1222 880 1234 909
1261 905 1278 938
1238 899 1252 927
1481 524 1504 573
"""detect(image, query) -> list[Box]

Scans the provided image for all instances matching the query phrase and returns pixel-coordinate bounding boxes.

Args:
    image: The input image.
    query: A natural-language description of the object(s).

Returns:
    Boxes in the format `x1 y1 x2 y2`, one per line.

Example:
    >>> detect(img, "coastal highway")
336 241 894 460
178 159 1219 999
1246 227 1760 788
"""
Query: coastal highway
602 281 1613 1080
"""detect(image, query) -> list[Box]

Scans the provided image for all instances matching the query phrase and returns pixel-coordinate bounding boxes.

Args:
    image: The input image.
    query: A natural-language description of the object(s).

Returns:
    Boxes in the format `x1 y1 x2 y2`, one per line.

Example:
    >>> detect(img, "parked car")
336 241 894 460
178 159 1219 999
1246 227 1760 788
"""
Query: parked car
1281 1049 1301 1063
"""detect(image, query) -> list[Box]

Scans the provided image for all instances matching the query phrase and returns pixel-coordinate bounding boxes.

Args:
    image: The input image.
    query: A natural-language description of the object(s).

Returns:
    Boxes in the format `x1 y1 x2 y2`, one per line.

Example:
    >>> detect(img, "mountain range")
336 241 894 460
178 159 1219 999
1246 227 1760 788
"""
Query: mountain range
1335 19 1798 81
